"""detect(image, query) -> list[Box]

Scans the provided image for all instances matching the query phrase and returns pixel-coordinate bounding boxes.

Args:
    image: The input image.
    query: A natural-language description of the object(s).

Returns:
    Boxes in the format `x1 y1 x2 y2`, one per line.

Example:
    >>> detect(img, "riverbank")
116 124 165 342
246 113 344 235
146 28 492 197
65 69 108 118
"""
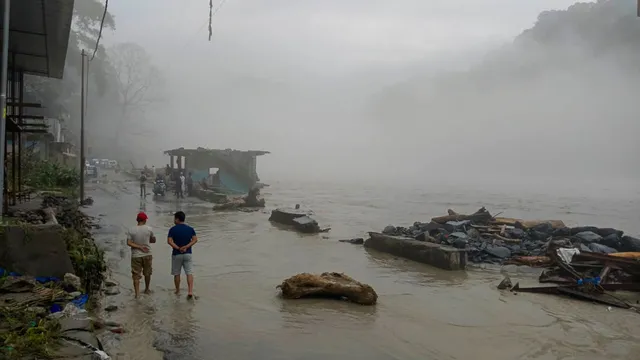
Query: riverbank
0 193 111 359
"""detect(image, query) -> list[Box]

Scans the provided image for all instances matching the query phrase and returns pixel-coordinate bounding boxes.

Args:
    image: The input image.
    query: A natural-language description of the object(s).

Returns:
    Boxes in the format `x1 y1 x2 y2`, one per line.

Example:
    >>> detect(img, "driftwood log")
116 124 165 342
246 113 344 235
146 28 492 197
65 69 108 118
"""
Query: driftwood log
431 207 493 224
277 272 378 305
491 217 565 229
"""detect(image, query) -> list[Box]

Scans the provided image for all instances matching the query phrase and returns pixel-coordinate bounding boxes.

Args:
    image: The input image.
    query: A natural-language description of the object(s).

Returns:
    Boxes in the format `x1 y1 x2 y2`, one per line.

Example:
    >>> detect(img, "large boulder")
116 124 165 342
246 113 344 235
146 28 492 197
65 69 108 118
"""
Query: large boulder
620 236 640 252
573 231 602 244
277 272 377 305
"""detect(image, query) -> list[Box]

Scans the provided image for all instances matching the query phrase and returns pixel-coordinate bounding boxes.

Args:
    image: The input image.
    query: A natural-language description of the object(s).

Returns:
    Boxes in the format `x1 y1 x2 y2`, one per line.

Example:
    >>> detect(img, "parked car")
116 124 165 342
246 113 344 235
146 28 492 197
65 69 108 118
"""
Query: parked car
85 164 98 179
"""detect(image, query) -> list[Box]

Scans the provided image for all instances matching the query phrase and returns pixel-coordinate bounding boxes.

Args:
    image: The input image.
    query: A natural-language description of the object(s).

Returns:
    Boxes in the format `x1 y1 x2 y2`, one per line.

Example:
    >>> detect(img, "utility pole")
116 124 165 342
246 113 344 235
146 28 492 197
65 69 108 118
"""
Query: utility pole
80 50 86 202
0 0 11 216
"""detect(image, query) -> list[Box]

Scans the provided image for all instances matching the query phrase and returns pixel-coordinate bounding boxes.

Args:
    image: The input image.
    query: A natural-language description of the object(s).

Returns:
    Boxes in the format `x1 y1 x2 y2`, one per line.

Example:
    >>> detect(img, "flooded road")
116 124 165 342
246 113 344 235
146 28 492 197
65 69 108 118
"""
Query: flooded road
86 172 640 360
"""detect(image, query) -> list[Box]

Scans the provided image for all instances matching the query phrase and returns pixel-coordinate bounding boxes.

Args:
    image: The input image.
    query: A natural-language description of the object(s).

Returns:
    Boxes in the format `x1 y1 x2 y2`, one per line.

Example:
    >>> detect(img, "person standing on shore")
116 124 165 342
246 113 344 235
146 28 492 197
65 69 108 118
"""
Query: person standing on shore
126 212 156 298
167 211 197 298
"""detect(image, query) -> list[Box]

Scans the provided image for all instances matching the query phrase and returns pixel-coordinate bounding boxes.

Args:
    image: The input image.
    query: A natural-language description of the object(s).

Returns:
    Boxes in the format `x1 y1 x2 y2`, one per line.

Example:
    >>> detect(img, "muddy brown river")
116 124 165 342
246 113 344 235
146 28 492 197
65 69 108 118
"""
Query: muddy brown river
86 172 640 360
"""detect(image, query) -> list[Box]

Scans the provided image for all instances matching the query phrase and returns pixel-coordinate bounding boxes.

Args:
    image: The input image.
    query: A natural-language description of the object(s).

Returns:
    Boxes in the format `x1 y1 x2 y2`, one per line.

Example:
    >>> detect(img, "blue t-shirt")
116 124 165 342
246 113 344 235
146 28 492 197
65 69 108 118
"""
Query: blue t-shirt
168 223 196 256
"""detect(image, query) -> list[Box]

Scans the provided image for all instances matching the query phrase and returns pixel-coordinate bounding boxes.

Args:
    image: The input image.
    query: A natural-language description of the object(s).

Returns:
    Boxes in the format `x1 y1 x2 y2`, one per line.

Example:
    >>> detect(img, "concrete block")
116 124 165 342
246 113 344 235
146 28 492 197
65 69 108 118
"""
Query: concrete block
0 224 75 278
364 232 467 270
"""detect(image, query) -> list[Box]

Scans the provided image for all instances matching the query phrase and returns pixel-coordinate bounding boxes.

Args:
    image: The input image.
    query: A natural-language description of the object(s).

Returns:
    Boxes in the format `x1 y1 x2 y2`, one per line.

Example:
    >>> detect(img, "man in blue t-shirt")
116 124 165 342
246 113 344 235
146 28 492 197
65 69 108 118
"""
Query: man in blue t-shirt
167 211 198 298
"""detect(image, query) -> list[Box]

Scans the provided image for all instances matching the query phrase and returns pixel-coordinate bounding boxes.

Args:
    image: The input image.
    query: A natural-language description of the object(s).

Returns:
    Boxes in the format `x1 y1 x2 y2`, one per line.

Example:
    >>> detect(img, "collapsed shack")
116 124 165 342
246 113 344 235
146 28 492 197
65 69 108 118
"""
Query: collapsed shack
269 207 330 234
277 272 378 305
378 207 640 266
503 246 640 309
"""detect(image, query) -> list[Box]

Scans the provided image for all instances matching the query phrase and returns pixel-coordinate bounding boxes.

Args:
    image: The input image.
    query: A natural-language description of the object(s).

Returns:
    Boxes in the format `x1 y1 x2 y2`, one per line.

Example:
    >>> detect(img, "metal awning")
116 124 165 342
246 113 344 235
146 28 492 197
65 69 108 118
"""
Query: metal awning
0 0 75 79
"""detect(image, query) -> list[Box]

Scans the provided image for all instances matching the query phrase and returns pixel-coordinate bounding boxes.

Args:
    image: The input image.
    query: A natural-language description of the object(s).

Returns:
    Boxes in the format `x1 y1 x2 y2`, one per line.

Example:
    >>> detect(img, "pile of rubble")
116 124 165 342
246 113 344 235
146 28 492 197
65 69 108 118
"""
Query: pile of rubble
381 207 640 264
501 246 640 309
10 195 97 235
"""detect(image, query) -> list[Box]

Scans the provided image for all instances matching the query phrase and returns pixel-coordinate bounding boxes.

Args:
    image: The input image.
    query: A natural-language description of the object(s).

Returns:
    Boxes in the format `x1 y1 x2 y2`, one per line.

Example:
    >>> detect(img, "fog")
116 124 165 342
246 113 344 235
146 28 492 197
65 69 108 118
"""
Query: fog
87 0 637 193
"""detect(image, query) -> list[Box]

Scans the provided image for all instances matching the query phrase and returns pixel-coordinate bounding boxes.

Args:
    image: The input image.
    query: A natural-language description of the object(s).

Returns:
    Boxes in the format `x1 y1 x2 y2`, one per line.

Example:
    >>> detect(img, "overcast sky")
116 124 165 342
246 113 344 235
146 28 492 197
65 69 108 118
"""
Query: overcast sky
92 0 639 194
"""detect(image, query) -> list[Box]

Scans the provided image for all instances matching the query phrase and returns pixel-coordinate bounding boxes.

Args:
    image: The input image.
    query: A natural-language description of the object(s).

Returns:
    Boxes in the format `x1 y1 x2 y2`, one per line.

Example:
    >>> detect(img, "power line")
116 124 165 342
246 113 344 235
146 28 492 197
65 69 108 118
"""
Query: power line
90 0 109 61
209 0 229 41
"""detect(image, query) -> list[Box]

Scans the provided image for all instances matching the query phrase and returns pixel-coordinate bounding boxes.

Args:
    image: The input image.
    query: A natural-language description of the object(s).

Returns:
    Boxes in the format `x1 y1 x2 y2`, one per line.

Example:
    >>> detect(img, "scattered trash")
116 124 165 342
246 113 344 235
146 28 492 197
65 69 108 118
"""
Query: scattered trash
277 272 377 305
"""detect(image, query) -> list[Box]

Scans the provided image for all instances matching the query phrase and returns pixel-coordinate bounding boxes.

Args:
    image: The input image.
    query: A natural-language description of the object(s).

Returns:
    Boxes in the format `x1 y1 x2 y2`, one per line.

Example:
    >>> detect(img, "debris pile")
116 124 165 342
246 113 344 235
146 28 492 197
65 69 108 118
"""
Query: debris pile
379 207 640 264
0 271 107 358
277 272 377 305
502 245 640 309
269 207 330 234
213 187 266 212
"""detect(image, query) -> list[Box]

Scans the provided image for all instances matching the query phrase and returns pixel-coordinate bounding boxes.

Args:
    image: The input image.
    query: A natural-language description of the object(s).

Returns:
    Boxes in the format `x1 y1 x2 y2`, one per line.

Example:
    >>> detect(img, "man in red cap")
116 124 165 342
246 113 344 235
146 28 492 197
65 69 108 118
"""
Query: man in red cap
126 212 156 298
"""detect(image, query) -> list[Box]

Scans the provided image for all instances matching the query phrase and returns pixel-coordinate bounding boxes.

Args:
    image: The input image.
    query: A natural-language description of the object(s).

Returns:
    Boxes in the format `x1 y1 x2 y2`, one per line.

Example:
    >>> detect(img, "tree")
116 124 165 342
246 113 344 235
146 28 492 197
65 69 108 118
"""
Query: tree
24 0 117 146
107 42 164 144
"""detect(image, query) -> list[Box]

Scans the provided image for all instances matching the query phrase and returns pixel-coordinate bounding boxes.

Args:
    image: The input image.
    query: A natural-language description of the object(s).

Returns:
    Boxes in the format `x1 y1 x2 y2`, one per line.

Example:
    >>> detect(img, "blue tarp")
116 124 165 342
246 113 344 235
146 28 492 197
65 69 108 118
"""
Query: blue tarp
0 267 60 284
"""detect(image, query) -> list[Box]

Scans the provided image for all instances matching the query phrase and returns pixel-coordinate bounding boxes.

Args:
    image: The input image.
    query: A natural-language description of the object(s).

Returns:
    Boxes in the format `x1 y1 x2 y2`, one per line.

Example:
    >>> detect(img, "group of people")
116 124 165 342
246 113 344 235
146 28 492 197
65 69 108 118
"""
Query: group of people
139 166 194 198
126 211 198 299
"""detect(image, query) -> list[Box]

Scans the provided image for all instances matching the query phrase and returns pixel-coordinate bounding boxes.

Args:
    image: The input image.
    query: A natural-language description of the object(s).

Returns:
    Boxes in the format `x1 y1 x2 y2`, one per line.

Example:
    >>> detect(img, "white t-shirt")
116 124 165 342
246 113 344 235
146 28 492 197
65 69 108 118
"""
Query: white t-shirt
127 225 154 258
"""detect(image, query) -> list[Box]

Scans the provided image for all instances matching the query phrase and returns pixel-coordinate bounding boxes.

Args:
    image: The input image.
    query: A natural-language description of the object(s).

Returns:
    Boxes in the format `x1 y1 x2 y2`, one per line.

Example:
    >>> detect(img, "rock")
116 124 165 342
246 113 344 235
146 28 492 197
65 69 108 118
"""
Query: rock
552 227 572 237
484 245 511 259
620 236 640 252
104 280 118 287
0 276 36 292
448 232 468 239
451 238 468 249
570 226 600 235
574 231 602 244
588 243 618 254
466 228 480 239
530 231 549 241
532 222 554 234
578 244 591 252
63 273 82 291
105 305 118 312
595 228 624 238
508 228 526 239
382 225 396 235
104 287 120 296
600 234 622 249
277 272 377 305
110 327 125 334
42 207 58 225
338 238 364 245
497 276 512 290
59 317 92 332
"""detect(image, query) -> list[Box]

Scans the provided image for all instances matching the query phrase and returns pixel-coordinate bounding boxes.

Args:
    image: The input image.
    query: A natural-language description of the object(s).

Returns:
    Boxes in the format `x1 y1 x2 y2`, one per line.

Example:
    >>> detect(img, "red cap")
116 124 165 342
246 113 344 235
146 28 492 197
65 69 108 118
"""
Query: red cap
136 212 148 222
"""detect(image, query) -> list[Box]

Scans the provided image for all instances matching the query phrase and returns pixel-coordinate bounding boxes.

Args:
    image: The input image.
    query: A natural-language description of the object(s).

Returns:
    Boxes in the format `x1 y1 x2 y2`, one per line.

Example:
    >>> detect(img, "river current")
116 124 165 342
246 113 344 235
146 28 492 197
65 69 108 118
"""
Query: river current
86 172 640 360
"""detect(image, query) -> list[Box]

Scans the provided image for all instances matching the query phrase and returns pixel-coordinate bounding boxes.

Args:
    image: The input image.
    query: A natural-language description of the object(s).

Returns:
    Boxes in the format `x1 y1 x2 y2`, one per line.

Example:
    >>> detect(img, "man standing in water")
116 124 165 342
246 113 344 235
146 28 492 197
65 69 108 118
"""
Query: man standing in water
139 171 147 198
167 211 197 298
126 212 156 298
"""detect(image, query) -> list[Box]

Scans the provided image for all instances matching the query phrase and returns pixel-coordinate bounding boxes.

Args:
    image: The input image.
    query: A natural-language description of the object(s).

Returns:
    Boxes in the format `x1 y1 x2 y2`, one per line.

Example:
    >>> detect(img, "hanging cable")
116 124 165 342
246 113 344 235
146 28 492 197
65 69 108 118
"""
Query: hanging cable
90 0 109 61
209 0 229 41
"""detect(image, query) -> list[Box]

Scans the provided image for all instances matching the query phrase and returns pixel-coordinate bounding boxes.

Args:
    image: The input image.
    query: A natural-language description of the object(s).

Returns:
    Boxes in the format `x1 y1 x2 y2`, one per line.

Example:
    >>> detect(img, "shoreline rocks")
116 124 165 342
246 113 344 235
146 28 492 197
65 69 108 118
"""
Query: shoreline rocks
373 207 638 266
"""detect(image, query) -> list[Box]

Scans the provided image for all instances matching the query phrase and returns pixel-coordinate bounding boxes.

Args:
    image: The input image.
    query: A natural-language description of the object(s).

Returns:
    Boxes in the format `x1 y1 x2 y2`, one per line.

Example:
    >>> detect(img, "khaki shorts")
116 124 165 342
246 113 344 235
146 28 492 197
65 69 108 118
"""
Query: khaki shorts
131 255 153 280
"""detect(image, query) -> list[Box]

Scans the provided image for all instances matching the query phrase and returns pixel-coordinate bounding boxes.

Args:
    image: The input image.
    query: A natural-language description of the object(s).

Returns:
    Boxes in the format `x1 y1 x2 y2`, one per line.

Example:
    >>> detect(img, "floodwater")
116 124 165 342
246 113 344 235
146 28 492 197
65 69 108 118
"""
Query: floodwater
86 172 640 360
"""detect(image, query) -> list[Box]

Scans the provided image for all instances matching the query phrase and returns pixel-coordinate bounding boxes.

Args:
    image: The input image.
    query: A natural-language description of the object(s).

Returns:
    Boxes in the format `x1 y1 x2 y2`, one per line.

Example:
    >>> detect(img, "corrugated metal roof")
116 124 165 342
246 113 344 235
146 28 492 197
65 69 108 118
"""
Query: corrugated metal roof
0 0 75 79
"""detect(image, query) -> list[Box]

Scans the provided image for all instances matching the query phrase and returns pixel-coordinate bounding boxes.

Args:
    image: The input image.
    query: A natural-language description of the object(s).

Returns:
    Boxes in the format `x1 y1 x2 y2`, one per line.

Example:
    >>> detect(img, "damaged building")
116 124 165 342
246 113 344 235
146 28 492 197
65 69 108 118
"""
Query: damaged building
164 147 269 194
